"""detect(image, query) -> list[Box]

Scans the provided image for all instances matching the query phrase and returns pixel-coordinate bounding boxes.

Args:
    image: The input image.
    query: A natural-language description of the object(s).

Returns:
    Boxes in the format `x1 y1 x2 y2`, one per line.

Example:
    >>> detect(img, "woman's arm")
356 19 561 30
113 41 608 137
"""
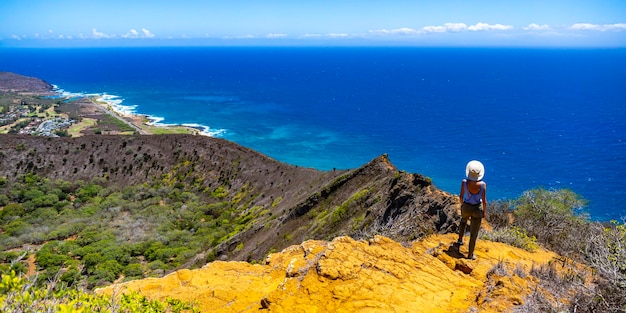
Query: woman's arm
459 180 465 203
481 182 487 217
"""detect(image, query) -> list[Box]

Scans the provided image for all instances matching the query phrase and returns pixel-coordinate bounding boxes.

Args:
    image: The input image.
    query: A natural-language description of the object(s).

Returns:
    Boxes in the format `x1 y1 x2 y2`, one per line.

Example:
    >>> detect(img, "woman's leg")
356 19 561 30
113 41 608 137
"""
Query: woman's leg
468 215 482 258
458 203 471 243
458 216 468 243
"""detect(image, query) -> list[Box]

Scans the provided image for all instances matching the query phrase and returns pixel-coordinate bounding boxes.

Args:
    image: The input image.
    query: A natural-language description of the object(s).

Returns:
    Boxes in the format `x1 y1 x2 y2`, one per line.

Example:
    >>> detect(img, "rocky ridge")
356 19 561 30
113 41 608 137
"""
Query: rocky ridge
100 233 589 312
0 72 54 94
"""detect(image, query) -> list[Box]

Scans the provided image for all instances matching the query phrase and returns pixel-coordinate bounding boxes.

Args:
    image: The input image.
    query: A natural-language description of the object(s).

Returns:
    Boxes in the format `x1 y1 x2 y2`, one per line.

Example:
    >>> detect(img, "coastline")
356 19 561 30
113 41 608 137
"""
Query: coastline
54 87 208 136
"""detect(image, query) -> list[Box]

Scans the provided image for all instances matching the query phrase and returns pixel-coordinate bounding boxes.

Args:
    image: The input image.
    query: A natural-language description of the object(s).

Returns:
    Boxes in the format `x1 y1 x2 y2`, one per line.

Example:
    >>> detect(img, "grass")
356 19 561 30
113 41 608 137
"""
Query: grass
67 117 97 136
97 114 136 133
142 125 197 135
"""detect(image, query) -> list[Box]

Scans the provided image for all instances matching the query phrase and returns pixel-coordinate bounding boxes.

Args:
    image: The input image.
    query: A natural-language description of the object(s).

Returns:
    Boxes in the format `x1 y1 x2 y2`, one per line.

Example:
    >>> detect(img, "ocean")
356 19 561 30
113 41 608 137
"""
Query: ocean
1 47 625 220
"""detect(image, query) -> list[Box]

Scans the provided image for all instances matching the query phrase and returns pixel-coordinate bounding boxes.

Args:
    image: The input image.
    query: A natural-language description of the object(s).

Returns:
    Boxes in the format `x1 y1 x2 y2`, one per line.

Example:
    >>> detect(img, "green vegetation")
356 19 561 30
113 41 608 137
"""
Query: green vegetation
141 124 197 135
0 172 264 289
485 188 626 312
0 268 199 312
330 188 370 225
482 226 538 252
309 187 372 238
68 117 97 136
97 113 136 133
271 196 282 208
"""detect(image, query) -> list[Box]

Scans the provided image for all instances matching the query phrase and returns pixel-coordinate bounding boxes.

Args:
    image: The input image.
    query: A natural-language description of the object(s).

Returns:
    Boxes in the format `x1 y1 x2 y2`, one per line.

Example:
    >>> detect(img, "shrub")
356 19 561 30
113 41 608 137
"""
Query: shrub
485 200 514 229
76 183 102 202
210 186 229 199
95 259 123 282
83 253 104 270
124 263 145 278
0 203 25 223
3 220 29 237
512 188 589 256
60 264 82 285
506 190 626 312
482 226 538 252
580 220 626 312
148 260 167 271
0 195 8 206
1 268 199 312
36 243 71 268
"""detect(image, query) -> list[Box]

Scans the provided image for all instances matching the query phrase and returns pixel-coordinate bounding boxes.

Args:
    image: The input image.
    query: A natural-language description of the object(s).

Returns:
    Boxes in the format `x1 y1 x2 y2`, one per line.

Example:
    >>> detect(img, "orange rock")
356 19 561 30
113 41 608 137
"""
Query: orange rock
98 234 581 312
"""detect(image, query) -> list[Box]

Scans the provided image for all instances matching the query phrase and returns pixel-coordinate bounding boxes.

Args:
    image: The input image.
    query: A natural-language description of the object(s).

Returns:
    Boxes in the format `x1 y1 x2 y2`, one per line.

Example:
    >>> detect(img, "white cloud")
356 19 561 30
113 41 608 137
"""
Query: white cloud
225 34 257 39
423 23 467 33
141 28 155 38
570 23 601 31
370 27 421 35
303 33 350 38
11 35 23 40
266 33 287 38
327 33 349 38
92 28 112 39
524 23 551 31
122 29 140 38
390 27 421 34
467 23 514 31
569 23 626 31
372 22 514 36
122 28 155 38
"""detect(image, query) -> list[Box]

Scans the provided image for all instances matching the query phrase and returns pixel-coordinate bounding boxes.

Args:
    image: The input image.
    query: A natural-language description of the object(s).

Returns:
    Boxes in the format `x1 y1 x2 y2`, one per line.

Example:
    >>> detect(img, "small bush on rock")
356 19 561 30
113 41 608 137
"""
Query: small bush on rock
482 226 538 252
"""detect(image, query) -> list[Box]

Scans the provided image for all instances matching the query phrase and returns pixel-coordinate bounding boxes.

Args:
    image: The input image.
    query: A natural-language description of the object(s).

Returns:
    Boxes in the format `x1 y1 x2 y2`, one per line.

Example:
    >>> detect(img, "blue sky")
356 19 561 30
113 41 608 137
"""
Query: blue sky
1 0 625 47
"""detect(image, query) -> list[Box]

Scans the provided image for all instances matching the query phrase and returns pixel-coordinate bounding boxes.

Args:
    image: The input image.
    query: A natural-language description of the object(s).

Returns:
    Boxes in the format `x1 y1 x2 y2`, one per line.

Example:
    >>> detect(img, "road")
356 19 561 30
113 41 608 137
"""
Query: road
90 98 147 135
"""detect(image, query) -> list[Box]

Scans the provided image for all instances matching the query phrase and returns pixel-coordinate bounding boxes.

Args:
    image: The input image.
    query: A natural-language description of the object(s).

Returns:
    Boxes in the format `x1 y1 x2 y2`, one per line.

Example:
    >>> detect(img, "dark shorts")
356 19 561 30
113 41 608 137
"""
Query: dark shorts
461 202 483 219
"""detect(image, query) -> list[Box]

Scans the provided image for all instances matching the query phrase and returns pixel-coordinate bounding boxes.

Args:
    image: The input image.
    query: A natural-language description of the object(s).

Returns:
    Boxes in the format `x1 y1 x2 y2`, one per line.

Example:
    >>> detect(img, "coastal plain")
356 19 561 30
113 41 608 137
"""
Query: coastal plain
0 71 199 137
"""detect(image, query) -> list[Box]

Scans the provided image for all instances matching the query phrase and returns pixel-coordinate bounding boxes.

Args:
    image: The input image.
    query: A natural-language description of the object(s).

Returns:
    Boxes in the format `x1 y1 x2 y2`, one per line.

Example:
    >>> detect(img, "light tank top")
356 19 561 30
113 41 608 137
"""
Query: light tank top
463 180 483 205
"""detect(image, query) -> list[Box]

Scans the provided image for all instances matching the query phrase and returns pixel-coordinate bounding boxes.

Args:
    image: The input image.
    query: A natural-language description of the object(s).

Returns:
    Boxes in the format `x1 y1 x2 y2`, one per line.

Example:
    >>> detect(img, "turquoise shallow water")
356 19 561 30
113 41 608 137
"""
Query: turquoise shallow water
1 47 625 220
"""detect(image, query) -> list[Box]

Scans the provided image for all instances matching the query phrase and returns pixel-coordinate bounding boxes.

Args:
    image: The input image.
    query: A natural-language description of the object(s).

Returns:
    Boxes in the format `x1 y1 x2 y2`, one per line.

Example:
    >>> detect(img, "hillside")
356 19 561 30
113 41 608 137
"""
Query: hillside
0 134 458 264
0 72 54 94
3 137 625 313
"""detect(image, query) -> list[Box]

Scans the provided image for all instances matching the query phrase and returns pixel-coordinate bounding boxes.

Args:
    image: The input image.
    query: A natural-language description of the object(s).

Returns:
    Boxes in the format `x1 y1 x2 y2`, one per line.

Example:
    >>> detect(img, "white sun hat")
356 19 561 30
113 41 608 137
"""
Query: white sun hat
465 160 485 181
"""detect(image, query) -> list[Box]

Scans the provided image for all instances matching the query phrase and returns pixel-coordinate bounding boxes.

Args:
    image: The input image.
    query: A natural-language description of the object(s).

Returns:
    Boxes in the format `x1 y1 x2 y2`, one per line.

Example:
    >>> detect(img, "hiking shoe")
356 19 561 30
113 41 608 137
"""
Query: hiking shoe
456 240 464 246
468 254 476 260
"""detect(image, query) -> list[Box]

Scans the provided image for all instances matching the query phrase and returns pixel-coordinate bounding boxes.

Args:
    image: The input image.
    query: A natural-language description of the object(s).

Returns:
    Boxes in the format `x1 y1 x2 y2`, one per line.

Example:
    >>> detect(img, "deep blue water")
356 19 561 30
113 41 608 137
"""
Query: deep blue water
1 47 625 220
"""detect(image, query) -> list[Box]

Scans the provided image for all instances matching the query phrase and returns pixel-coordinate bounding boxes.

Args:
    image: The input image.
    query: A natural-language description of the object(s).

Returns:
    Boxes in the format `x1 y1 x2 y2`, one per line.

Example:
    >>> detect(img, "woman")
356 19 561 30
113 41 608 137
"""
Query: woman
457 160 487 260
